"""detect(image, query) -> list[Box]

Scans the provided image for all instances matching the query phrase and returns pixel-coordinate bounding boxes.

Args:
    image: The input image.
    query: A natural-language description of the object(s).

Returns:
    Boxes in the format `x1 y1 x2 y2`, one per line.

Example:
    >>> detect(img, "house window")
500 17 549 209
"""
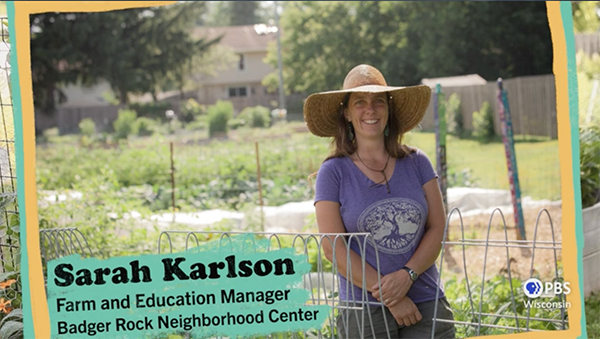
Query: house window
228 87 248 98
238 54 245 70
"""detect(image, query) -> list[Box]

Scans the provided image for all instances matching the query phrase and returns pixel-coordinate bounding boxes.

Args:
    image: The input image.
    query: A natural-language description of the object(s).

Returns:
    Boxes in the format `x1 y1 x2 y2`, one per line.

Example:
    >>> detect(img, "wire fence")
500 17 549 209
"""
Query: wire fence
434 207 567 337
36 180 568 338
140 206 565 338
38 227 93 287
0 14 21 320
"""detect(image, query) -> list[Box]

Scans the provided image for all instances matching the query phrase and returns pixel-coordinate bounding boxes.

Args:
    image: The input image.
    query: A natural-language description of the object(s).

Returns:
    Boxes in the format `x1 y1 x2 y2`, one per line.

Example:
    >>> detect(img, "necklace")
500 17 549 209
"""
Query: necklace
356 152 391 194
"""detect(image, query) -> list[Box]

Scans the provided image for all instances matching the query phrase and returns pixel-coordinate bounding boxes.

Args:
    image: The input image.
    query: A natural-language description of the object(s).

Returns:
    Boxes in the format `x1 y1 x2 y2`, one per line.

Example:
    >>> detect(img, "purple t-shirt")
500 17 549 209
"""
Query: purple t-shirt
314 148 445 304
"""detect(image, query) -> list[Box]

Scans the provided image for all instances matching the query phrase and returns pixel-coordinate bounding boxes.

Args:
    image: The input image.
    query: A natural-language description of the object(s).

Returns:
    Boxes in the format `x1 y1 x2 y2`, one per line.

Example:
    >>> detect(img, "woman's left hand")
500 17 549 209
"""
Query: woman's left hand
371 269 413 307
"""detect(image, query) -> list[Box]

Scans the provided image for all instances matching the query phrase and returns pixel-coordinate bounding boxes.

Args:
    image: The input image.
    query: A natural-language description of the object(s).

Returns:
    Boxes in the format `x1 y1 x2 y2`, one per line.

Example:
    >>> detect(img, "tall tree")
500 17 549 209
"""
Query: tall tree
264 1 553 95
230 1 260 26
263 2 389 95
201 1 266 27
405 1 553 81
30 2 218 114
200 1 231 27
572 1 600 33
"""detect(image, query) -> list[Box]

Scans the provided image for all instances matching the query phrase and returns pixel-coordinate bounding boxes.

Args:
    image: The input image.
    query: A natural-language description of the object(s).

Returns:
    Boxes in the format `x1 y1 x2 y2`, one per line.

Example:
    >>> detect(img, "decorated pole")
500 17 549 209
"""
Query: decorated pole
434 84 457 268
434 84 448 211
496 79 526 240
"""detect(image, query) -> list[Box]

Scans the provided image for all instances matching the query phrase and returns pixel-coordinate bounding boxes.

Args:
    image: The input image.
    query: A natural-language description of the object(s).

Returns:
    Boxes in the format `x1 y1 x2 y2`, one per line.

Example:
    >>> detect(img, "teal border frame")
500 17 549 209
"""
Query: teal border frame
560 1 587 338
6 1 34 338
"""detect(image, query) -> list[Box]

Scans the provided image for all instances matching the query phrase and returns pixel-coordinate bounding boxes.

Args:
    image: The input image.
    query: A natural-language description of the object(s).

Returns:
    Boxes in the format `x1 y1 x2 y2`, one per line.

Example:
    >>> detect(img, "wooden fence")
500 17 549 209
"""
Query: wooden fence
583 201 600 297
36 75 558 138
34 93 308 135
420 74 557 139
35 106 121 135
575 32 600 56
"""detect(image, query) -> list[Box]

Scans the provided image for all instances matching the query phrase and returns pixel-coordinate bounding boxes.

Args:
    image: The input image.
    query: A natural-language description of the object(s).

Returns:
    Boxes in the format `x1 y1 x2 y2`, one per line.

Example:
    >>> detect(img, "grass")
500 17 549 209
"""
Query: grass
404 131 561 201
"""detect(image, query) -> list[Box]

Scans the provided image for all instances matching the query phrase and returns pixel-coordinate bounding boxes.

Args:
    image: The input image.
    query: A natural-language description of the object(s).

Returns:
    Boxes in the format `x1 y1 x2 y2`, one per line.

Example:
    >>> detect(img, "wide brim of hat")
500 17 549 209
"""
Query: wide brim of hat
303 84 431 137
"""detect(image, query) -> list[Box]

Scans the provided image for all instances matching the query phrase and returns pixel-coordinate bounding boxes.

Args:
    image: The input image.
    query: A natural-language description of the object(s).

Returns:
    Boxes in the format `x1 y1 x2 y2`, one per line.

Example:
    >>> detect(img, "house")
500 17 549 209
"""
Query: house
190 24 282 114
34 24 293 134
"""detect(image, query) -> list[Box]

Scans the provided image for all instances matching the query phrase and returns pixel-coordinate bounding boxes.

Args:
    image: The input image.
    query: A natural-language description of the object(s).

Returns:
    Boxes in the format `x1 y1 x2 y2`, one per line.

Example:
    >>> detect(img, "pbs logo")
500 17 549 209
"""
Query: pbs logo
523 278 570 298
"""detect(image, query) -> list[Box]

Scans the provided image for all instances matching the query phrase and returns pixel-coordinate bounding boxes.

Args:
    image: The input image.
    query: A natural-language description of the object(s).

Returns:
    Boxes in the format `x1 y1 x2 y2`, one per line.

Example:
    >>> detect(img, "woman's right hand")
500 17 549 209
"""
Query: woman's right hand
387 296 422 327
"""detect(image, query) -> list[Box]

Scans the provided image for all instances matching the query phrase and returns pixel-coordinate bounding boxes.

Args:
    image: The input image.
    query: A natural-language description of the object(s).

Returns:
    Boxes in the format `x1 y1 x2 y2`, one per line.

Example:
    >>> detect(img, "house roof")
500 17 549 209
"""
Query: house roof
192 25 278 53
421 74 487 88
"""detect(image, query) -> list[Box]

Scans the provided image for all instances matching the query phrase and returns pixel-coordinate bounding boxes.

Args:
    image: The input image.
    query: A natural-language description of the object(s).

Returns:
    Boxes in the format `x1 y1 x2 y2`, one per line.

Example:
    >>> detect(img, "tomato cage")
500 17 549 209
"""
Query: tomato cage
433 207 567 338
39 227 93 287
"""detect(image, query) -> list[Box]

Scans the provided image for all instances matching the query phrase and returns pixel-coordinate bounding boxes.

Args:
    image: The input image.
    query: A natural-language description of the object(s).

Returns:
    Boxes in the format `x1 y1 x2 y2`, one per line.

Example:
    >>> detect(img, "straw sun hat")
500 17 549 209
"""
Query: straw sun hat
303 64 431 138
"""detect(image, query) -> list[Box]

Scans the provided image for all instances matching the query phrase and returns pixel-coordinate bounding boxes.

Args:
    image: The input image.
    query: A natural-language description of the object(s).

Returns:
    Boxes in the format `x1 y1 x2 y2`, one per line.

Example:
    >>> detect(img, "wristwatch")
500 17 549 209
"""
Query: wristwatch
401 266 418 281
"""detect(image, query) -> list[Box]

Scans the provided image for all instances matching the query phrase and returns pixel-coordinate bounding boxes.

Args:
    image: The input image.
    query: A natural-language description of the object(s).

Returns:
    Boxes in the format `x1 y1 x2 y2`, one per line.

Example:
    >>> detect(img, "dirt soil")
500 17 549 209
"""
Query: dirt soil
439 204 564 284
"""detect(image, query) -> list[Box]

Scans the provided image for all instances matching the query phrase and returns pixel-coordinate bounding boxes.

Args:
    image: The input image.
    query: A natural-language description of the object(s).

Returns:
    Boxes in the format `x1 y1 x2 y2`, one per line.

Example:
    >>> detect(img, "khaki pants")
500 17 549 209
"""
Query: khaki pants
336 297 456 339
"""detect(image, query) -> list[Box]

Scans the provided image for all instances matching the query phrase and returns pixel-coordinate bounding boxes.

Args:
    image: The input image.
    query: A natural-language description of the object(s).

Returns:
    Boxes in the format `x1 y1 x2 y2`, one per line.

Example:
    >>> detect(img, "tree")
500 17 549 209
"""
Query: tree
183 44 238 92
30 2 218 114
404 1 553 81
264 2 402 95
264 1 553 95
572 1 600 33
201 1 267 27
199 1 231 27
231 1 260 26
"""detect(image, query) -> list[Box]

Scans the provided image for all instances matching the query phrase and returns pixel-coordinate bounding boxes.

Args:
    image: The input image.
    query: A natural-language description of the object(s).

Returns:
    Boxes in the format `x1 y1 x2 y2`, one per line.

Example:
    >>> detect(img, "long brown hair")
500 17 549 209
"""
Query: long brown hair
308 92 415 184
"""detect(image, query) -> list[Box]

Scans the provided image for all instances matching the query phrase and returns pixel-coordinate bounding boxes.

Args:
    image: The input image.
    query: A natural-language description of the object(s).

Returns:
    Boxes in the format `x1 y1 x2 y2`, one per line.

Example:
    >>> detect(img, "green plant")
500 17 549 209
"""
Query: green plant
180 98 205 123
169 118 183 134
445 93 464 137
128 102 173 122
577 51 600 128
78 118 97 147
586 292 600 339
580 125 600 208
0 192 22 339
472 101 495 143
78 118 96 137
238 106 271 128
447 167 478 188
227 118 246 130
136 117 158 137
185 116 208 131
445 275 568 337
113 109 139 140
42 127 59 142
208 100 234 137
0 309 22 339
37 168 161 259
35 131 561 213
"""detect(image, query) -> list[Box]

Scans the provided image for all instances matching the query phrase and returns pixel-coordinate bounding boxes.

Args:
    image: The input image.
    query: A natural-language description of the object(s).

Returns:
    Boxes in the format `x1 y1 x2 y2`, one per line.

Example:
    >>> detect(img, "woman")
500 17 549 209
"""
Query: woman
305 64 455 339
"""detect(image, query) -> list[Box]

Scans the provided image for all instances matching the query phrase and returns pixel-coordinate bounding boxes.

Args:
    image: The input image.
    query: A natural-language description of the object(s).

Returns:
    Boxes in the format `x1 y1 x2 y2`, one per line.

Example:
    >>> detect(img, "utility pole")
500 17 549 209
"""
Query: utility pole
274 1 286 113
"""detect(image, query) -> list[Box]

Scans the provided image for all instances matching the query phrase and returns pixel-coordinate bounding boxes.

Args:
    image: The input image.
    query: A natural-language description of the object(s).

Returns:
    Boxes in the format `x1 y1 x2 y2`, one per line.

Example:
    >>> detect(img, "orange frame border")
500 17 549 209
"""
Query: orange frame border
8 2 585 338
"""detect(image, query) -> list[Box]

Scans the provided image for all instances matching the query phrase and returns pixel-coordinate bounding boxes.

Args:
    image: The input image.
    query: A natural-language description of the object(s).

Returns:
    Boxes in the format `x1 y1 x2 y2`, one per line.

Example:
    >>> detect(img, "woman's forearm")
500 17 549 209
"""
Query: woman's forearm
403 226 444 275
402 179 447 276
325 238 383 293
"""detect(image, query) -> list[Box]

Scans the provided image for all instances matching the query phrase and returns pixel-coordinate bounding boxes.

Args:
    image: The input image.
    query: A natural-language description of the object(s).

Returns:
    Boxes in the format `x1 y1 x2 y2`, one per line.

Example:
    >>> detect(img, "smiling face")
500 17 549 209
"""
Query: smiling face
345 92 389 141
